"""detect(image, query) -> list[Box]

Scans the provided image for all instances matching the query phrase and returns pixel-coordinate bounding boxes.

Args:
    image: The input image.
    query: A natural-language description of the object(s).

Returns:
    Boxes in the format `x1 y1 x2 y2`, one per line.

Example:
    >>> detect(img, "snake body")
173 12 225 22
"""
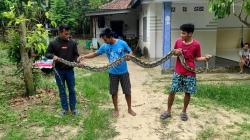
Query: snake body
56 50 198 72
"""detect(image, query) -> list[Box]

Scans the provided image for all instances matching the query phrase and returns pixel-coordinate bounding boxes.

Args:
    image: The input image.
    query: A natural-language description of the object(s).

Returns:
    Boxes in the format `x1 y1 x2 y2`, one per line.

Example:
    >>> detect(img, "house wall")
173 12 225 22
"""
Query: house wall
216 8 250 61
140 2 217 59
141 1 250 62
139 4 150 57
216 27 250 61
148 3 163 58
171 3 217 56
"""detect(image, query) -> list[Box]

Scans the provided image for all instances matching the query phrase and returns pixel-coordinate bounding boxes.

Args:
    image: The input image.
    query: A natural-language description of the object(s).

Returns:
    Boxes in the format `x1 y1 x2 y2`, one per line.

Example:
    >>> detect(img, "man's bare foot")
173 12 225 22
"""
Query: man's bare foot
112 110 119 118
128 109 136 116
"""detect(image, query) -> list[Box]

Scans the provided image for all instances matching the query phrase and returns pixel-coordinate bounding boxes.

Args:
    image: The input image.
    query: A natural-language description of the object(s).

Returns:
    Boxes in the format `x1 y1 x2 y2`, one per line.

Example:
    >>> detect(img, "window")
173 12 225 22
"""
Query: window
182 7 187 12
143 17 147 42
199 7 204 11
194 7 199 11
171 7 176 12
194 6 204 11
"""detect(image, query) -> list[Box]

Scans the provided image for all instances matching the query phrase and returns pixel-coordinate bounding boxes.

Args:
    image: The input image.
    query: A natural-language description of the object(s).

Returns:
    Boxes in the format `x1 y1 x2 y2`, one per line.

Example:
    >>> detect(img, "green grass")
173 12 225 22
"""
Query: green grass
197 128 215 140
1 70 116 139
33 70 57 90
0 46 117 139
240 123 250 132
194 83 250 114
26 107 82 127
75 70 110 103
3 128 28 140
193 83 250 139
76 104 118 140
0 101 18 124
0 49 22 98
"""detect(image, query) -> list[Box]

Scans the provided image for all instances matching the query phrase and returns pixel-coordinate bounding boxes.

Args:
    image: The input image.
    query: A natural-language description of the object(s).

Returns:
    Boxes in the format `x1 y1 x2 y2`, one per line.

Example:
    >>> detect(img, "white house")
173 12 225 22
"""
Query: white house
86 0 250 69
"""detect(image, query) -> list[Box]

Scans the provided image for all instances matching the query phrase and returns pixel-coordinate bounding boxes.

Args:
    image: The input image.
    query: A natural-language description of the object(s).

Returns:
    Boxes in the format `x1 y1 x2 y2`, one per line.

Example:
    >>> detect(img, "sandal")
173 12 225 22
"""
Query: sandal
180 112 188 121
160 112 171 120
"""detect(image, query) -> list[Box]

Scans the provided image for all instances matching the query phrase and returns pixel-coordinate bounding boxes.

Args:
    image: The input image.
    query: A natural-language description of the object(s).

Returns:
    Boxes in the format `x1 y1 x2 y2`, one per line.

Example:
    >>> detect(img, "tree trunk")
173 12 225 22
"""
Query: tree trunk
19 21 35 97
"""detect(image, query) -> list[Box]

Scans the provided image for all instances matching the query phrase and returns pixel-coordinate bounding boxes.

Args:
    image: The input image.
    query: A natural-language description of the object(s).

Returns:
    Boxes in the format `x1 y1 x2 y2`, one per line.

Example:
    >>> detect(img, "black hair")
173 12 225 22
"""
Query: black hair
244 43 249 46
100 28 114 38
180 23 195 33
58 24 70 32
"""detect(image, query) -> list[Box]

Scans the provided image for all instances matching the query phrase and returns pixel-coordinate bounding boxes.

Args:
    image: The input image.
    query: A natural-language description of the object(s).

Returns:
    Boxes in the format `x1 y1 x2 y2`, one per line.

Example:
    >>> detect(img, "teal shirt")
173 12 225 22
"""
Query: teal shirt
96 39 132 75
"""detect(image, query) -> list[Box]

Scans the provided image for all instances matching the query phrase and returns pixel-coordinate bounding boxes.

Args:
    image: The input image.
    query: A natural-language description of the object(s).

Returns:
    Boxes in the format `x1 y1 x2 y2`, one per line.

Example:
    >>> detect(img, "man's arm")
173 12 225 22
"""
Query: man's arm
84 52 99 59
78 44 106 62
125 51 133 61
193 43 211 62
78 52 99 62
123 41 133 61
195 55 212 62
195 57 207 61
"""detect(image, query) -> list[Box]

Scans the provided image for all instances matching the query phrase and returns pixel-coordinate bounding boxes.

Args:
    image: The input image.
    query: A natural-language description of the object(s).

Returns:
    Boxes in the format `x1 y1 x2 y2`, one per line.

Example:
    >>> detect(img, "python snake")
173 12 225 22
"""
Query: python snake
55 50 202 73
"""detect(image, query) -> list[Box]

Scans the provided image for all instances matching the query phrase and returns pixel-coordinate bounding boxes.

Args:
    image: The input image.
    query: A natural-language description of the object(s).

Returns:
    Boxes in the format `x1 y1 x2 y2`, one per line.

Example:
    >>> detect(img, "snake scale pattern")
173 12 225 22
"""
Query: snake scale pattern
56 50 199 72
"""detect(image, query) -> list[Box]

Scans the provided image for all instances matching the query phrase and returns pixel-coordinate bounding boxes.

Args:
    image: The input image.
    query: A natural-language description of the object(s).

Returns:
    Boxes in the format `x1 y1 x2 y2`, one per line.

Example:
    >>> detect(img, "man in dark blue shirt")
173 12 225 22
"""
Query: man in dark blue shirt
46 25 79 116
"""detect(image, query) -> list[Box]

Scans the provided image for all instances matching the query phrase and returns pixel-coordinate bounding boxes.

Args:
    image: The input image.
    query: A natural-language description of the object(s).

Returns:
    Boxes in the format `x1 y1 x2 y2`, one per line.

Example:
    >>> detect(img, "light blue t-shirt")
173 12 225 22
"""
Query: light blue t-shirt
96 39 132 75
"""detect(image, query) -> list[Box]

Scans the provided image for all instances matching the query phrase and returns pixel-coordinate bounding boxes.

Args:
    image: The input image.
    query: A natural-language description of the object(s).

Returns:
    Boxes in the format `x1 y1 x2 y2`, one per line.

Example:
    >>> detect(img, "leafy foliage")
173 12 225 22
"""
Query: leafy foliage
2 1 49 63
209 0 250 27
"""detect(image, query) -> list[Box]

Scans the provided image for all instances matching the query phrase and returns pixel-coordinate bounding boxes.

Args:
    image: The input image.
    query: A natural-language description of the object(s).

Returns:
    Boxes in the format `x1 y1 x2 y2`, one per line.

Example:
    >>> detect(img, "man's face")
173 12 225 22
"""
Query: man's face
243 44 249 50
59 29 70 40
180 31 192 41
102 36 113 44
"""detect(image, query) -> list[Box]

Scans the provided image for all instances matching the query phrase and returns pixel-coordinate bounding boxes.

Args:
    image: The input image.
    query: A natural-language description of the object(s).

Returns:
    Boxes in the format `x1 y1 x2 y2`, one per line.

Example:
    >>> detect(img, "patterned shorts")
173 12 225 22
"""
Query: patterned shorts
170 73 197 94
109 73 131 95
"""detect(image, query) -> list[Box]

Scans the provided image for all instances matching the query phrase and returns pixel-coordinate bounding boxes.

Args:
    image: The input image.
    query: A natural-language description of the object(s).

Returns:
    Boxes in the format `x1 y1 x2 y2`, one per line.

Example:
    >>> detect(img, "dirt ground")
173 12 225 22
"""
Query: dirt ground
104 60 250 140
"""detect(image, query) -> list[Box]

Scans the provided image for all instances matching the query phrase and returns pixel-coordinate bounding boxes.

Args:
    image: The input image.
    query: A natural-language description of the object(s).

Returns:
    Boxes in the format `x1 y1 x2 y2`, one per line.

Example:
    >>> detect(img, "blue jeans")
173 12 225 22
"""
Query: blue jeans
55 68 77 111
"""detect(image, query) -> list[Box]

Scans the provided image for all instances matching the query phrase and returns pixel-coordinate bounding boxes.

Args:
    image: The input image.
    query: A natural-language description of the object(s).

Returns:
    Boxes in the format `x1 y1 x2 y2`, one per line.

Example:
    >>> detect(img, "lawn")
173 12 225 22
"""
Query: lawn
195 83 250 114
0 43 118 140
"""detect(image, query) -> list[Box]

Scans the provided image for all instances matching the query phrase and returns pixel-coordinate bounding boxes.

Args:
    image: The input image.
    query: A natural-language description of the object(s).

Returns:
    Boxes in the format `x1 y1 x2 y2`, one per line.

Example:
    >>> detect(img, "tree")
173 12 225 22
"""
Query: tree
209 0 250 27
3 0 48 96
89 0 110 9
0 0 13 41
48 0 77 28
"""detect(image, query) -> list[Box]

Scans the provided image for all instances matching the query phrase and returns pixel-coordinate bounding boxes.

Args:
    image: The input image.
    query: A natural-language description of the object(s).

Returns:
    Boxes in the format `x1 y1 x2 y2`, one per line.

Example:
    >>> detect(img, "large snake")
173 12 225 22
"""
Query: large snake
55 50 205 73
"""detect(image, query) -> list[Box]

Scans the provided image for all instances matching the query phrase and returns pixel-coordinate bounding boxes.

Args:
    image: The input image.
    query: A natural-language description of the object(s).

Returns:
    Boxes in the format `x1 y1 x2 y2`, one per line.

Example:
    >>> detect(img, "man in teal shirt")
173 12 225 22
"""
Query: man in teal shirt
78 28 136 117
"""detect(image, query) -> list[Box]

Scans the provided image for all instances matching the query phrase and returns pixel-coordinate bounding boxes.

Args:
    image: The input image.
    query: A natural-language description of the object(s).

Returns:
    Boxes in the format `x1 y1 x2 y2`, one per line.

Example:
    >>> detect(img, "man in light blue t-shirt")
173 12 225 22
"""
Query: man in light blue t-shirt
78 28 136 117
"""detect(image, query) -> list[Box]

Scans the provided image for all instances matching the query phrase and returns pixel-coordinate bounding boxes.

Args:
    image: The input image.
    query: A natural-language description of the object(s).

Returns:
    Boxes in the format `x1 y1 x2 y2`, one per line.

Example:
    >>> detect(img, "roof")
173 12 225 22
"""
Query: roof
101 0 133 10
85 9 132 16
142 0 207 4
85 0 140 16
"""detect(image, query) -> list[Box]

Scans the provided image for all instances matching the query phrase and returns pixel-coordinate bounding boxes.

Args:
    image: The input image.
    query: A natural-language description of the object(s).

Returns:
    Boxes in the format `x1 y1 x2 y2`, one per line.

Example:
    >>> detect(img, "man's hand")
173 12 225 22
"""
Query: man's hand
204 55 212 61
125 54 132 61
53 56 59 61
195 55 212 62
77 55 86 63
174 48 182 56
